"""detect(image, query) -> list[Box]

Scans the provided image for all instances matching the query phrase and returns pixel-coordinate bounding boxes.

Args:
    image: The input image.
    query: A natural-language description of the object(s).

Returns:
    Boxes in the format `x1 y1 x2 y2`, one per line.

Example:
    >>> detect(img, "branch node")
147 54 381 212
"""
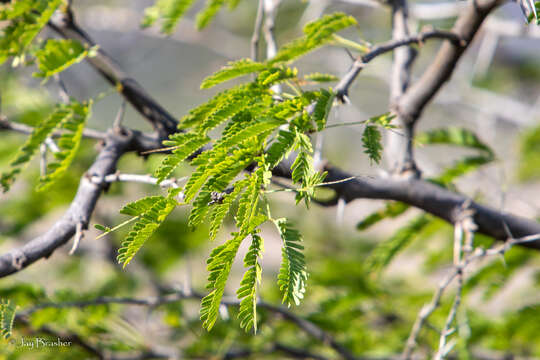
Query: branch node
11 249 26 270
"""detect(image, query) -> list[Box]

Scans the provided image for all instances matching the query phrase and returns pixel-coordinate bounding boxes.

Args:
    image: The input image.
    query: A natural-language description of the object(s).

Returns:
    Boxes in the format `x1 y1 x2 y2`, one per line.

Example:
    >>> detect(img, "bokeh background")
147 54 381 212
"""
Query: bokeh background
1 0 540 358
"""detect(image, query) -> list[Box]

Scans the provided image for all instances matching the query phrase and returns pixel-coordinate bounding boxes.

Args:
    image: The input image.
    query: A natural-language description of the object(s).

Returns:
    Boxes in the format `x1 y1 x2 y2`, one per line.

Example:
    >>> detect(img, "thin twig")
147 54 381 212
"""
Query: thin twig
20 289 356 360
335 28 463 101
251 0 265 62
54 74 70 104
90 172 185 190
402 220 538 359
0 115 106 140
435 204 474 360
263 0 282 94
113 100 127 130
45 137 60 153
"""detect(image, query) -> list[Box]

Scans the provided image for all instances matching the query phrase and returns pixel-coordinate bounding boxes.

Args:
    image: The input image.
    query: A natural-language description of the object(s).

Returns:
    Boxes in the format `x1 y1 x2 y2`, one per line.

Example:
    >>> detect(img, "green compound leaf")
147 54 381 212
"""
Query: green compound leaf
312 89 335 131
365 215 432 274
34 39 94 78
117 195 177 268
37 100 92 191
270 12 357 64
362 124 382 165
200 233 243 330
120 196 166 217
274 218 307 307
208 179 248 241
0 299 17 339
196 0 226 30
304 72 339 83
357 201 410 231
416 127 494 158
155 133 211 183
142 0 196 34
201 59 268 89
0 0 63 65
1 100 91 192
237 234 264 332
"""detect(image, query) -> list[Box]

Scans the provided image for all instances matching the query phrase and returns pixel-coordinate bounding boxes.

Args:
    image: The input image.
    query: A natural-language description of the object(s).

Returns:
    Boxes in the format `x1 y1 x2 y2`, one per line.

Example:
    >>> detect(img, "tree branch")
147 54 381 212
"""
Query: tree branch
397 0 504 124
0 128 162 277
0 115 106 140
19 289 355 360
402 215 537 360
386 0 420 176
272 161 540 250
334 28 463 102
48 8 178 137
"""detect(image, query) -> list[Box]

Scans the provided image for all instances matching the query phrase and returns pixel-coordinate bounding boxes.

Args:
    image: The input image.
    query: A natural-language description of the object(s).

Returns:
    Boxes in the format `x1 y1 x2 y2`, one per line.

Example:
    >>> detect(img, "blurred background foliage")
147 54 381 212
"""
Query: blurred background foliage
0 0 540 359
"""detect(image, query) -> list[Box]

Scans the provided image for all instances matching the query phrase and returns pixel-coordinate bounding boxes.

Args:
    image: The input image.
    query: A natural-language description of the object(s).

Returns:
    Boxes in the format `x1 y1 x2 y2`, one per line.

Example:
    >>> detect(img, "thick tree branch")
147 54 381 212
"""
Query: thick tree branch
397 0 504 124
0 129 162 277
2 0 537 284
273 161 540 250
386 0 419 176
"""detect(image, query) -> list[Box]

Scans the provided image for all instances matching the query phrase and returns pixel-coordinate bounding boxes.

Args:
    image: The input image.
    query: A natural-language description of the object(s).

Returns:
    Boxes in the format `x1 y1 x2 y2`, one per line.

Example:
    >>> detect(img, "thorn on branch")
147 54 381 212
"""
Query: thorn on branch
113 100 127 134
69 222 85 255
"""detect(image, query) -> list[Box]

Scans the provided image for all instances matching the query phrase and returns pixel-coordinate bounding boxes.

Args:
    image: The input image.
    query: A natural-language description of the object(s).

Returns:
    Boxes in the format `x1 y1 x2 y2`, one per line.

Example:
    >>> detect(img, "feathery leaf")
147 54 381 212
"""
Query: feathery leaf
201 59 268 89
304 72 339 83
416 127 494 158
0 299 17 339
270 12 357 64
208 179 248 241
34 39 94 78
120 196 166 217
356 202 410 230
196 0 225 29
200 233 243 330
237 234 264 332
266 130 296 168
312 89 335 131
1 101 90 192
0 0 63 64
117 195 177 268
155 133 211 183
274 219 307 307
362 124 382 164
365 215 431 274
142 0 196 34
37 100 92 191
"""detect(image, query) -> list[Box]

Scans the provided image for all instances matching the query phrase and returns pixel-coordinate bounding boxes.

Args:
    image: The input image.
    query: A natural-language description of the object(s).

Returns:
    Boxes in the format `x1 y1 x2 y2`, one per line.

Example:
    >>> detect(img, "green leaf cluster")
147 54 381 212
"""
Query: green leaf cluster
274 218 307 307
117 189 181 268
34 39 95 78
107 11 367 332
365 215 432 274
0 0 63 65
357 126 495 273
360 113 396 165
416 126 495 186
1 100 93 192
270 12 357 64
